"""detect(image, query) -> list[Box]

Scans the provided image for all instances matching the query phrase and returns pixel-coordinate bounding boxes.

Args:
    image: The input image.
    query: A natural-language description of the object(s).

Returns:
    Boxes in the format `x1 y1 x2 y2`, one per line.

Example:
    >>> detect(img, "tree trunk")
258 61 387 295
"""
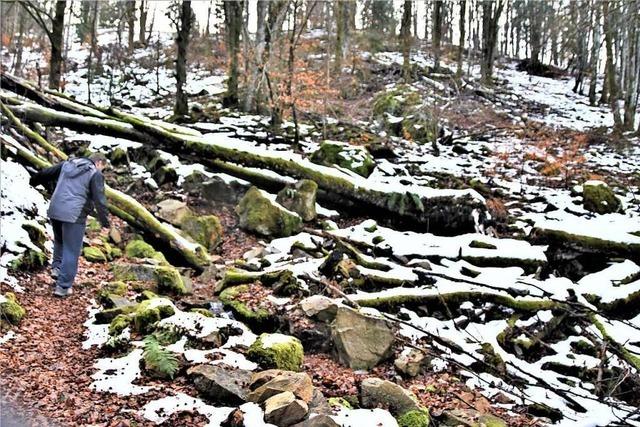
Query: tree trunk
139 0 148 46
480 0 504 85
243 0 267 113
400 0 412 82
48 0 66 90
588 0 602 106
334 1 350 74
529 0 542 65
174 1 192 118
2 81 487 234
622 0 639 130
602 1 623 129
86 1 99 104
13 7 26 77
223 0 244 107
433 0 443 71
127 0 136 52
456 0 466 78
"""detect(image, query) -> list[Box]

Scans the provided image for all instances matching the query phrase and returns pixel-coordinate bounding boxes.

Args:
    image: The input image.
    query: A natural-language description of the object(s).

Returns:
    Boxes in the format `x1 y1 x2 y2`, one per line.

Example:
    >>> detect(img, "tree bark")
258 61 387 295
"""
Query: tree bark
223 0 244 107
400 0 412 82
602 1 623 129
127 0 136 53
49 0 66 90
174 1 192 117
456 0 466 78
243 0 267 113
588 0 601 106
480 0 504 85
433 0 443 71
139 0 148 46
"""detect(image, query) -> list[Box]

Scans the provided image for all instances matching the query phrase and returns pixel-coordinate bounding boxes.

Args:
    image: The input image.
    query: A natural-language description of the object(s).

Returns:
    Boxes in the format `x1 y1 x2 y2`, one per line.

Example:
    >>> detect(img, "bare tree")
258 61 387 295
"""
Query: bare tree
480 0 504 84
223 0 244 107
174 1 193 117
588 0 601 106
127 1 136 52
433 0 443 71
139 0 148 46
602 0 622 129
243 0 267 112
400 0 412 82
457 0 466 78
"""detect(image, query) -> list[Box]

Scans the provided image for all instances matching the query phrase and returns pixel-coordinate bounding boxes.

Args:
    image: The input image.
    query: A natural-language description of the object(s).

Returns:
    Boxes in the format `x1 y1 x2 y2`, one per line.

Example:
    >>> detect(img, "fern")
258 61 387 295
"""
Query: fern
143 335 179 379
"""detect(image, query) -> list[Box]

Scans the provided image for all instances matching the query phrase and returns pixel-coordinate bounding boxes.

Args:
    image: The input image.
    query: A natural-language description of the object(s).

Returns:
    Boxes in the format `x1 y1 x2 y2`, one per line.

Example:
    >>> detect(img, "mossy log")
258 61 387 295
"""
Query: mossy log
0 133 209 269
4 89 485 233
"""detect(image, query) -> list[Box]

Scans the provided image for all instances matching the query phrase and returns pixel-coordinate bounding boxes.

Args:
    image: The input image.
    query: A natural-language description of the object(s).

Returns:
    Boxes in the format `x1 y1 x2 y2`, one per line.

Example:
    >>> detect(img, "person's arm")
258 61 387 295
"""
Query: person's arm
89 172 110 227
29 162 63 187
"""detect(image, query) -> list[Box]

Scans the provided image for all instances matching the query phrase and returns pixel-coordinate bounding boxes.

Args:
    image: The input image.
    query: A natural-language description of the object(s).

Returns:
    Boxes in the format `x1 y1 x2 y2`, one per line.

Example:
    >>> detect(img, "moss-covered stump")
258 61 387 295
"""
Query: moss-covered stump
134 298 175 334
276 180 318 222
124 240 168 264
9 249 47 272
218 284 275 330
179 214 224 252
310 141 375 178
0 293 26 325
583 181 622 214
247 333 304 372
83 246 108 263
236 187 303 238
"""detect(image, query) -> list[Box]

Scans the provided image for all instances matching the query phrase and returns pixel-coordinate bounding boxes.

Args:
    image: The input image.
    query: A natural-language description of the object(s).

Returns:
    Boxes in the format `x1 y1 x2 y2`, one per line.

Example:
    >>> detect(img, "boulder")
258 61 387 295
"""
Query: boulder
299 296 338 322
180 214 224 252
291 415 340 427
156 199 193 226
394 348 429 377
134 298 175 334
183 172 250 205
264 391 309 426
310 141 375 178
360 378 422 416
247 370 314 404
108 314 131 336
94 301 138 324
111 262 188 295
331 307 395 370
397 410 431 427
439 409 507 427
276 180 318 222
188 364 252 404
247 333 304 372
152 165 178 186
83 246 107 263
236 187 303 237
582 180 622 214
124 240 167 264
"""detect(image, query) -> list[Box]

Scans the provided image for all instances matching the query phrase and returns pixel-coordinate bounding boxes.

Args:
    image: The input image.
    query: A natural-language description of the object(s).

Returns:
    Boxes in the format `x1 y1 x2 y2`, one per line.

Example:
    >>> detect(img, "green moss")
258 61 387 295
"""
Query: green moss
95 304 138 324
108 314 131 336
328 397 353 410
125 240 167 264
134 299 175 334
109 147 128 165
154 266 187 295
478 414 507 427
87 217 101 232
247 333 304 371
310 141 375 177
190 308 213 317
236 187 303 237
590 314 640 370
219 285 272 324
0 293 26 325
372 236 385 245
139 290 159 301
531 227 640 259
397 410 430 427
180 214 223 252
583 182 622 214
9 249 47 271
469 240 498 250
83 247 107 263
22 222 47 251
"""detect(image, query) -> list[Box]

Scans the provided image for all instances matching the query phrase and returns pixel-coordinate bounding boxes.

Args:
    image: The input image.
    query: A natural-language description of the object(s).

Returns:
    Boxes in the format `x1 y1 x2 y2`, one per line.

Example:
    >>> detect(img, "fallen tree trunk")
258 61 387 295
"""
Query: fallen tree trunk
0 132 210 270
1 75 486 233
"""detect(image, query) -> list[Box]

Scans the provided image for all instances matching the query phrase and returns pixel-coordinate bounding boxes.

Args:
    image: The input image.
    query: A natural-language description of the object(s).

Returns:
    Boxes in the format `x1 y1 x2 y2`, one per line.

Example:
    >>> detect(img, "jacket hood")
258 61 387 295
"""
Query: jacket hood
63 157 96 179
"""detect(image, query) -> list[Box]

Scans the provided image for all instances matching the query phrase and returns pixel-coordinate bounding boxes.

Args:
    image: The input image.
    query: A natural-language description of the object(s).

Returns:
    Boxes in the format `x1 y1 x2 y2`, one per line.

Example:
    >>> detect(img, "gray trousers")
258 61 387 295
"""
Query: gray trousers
51 219 86 289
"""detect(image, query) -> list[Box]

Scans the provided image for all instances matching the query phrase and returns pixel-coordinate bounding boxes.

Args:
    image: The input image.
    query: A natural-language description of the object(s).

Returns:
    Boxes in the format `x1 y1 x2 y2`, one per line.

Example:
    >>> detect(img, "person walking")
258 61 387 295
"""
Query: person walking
30 153 110 297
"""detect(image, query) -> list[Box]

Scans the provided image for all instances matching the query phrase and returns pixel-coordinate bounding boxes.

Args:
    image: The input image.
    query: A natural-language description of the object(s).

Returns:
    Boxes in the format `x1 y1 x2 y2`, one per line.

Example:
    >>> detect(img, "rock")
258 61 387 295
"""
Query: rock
0 293 25 325
108 227 122 245
307 389 332 415
180 214 224 252
291 415 340 427
243 247 266 261
439 409 507 427
111 262 188 295
108 314 131 336
360 378 422 416
154 266 189 295
8 249 47 271
94 302 138 324
394 348 429 377
310 141 375 178
248 333 304 372
247 370 314 404
397 410 431 427
299 296 338 322
153 165 178 186
183 172 250 205
331 307 395 370
236 186 303 237
219 285 275 329
582 180 622 214
276 180 318 221
156 199 193 226
109 147 128 165
124 240 167 264
264 391 309 426
134 298 175 333
83 246 107 263
188 364 252 404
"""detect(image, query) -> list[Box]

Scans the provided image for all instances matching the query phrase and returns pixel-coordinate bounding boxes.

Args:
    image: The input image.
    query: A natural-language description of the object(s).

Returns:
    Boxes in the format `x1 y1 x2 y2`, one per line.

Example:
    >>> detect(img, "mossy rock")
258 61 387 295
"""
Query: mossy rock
154 266 188 295
9 249 47 272
247 333 304 372
124 240 167 264
275 180 318 222
95 304 139 324
219 285 274 328
87 217 102 232
153 165 178 186
583 181 622 214
372 85 421 117
236 187 303 238
109 147 128 166
310 140 375 178
190 308 214 318
0 293 26 325
83 247 107 263
108 314 131 336
469 240 498 250
134 299 175 334
397 410 430 427
399 114 438 144
22 222 47 251
97 281 128 305
328 397 353 410
180 214 224 252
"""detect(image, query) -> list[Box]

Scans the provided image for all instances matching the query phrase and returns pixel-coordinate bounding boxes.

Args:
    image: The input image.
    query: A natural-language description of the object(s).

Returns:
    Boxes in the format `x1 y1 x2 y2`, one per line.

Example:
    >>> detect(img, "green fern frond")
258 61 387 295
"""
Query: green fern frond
143 335 179 379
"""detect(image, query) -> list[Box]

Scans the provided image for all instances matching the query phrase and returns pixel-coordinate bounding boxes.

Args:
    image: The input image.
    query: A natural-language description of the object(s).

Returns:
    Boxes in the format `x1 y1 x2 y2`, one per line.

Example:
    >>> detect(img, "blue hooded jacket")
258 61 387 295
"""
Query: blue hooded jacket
30 158 110 226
